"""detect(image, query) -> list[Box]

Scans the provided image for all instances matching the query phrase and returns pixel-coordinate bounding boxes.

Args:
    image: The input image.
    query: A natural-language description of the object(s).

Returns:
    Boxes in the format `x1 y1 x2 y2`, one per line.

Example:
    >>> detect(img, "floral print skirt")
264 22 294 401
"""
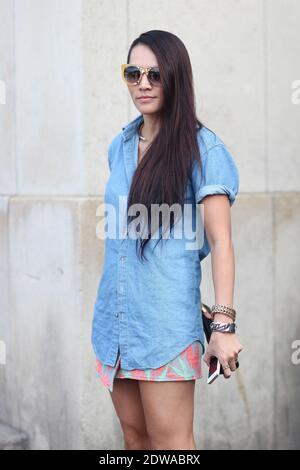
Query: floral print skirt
95 340 204 393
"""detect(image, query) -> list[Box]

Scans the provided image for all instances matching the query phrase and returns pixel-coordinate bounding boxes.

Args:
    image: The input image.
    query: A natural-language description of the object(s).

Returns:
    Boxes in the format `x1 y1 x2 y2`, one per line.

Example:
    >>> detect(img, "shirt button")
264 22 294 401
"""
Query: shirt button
115 313 119 318
120 256 126 262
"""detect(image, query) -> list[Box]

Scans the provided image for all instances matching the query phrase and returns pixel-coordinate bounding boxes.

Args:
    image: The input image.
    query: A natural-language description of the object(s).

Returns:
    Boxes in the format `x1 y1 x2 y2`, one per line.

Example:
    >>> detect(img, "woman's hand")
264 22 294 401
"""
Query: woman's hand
203 330 243 379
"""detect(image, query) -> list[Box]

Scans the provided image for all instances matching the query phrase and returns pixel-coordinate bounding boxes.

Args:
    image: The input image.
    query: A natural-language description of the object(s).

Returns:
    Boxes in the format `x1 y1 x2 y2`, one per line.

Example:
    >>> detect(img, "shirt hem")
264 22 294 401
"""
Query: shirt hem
95 337 205 370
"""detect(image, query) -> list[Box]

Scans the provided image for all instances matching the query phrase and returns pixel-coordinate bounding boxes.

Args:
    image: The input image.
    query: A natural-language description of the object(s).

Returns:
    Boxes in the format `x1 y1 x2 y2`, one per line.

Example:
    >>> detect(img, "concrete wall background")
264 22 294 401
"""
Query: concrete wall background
0 0 299 450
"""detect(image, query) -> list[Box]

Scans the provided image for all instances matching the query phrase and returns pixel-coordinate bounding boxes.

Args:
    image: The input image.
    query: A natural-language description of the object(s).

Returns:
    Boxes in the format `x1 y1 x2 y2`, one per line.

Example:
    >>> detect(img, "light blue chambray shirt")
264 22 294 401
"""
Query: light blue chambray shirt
91 113 239 370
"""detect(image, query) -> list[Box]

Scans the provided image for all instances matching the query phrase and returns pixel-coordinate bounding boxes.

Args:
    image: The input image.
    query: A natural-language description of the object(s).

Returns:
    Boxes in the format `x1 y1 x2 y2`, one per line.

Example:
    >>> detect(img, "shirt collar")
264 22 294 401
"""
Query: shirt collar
122 113 144 141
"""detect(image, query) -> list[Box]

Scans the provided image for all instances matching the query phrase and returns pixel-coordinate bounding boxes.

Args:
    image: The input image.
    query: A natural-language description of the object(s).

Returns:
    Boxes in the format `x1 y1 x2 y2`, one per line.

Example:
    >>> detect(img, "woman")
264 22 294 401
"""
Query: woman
91 30 243 450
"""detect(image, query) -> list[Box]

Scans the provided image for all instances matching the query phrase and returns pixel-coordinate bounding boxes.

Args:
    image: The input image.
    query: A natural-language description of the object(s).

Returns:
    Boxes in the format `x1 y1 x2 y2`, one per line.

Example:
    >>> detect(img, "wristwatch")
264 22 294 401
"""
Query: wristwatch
210 321 237 333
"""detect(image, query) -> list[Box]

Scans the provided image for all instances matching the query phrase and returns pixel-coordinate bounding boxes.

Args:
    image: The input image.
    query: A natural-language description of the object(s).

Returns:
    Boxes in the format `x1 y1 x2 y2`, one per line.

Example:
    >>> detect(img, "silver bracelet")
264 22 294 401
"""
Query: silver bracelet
210 321 237 333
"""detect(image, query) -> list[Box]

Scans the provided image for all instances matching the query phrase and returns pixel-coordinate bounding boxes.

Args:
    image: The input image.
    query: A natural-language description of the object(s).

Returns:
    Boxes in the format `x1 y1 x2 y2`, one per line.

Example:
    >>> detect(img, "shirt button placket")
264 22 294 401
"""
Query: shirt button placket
116 244 128 363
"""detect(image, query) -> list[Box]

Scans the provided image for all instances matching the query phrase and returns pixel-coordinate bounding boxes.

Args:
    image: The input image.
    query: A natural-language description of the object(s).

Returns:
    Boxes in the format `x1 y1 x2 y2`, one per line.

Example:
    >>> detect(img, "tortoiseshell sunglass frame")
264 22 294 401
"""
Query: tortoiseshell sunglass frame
121 64 161 86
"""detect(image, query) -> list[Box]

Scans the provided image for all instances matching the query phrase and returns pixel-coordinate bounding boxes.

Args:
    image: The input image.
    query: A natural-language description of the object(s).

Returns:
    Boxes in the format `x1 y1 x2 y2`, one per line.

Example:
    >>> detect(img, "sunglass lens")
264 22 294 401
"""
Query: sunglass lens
148 68 160 83
124 66 140 84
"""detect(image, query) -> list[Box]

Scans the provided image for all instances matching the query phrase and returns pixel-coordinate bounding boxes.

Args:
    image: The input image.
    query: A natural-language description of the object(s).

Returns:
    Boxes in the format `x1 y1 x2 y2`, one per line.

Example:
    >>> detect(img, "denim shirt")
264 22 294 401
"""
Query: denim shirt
91 113 239 369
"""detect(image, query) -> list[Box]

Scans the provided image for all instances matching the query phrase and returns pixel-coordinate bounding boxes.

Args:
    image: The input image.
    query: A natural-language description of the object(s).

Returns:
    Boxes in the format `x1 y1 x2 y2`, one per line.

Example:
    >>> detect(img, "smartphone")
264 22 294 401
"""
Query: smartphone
207 355 240 384
207 356 222 384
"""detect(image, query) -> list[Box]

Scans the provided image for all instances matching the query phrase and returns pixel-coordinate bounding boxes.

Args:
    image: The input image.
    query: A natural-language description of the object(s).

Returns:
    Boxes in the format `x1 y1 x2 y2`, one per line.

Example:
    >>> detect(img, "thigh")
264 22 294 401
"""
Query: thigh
110 378 148 435
138 380 196 439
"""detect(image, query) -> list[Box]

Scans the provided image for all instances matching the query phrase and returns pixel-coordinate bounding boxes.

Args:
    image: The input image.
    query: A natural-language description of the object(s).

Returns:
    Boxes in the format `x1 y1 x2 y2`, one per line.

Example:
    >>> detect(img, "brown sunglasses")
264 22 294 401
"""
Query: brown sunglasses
121 64 161 86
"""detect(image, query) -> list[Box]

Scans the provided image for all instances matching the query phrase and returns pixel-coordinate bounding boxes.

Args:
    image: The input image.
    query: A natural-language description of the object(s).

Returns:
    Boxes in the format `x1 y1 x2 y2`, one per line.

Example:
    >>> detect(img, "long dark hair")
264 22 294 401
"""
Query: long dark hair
126 30 205 261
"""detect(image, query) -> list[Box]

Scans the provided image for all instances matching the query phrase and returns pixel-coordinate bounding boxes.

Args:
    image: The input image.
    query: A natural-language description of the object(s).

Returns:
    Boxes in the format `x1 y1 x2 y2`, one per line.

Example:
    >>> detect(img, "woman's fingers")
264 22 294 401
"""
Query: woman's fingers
221 361 231 378
228 356 237 371
221 354 238 378
205 346 241 379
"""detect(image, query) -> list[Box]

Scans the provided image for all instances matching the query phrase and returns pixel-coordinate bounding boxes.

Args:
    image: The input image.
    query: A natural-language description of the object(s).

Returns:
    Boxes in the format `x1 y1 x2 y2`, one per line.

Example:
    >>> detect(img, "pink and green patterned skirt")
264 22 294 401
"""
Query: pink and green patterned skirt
95 340 204 393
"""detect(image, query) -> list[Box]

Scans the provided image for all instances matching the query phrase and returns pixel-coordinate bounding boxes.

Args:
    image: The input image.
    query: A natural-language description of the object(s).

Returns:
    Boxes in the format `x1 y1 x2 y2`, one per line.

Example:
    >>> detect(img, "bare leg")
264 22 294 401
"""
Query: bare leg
109 378 151 450
138 379 197 450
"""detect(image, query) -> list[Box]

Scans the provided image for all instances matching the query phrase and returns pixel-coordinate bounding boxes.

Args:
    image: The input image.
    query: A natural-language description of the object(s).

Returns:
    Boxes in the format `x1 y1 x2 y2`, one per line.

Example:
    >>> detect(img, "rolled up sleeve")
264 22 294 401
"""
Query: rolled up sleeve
192 143 239 207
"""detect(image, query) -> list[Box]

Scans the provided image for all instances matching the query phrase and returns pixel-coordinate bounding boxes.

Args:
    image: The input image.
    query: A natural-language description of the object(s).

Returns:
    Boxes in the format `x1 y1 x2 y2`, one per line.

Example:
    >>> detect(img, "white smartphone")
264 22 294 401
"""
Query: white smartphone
207 356 221 384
